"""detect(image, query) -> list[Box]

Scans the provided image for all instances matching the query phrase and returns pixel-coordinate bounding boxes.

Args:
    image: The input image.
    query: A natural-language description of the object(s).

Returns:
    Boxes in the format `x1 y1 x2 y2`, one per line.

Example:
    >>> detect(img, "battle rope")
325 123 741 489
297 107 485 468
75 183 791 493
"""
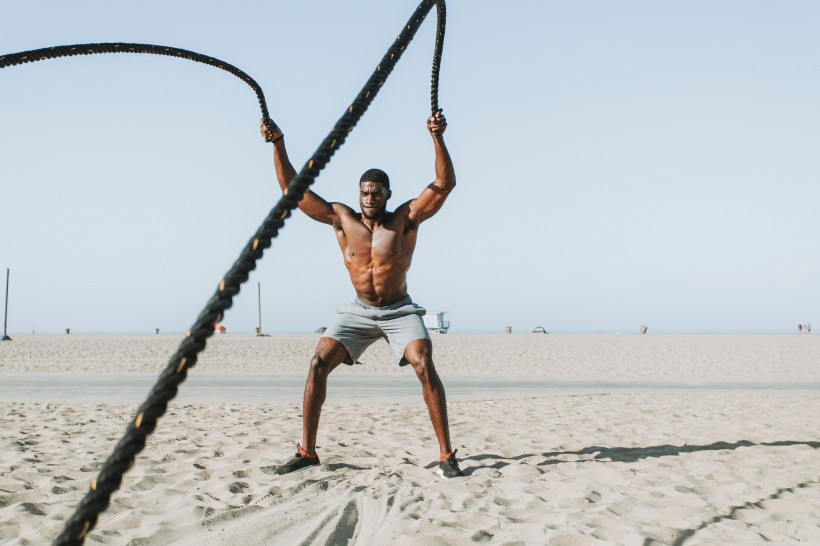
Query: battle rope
1 1 445 544
0 43 275 127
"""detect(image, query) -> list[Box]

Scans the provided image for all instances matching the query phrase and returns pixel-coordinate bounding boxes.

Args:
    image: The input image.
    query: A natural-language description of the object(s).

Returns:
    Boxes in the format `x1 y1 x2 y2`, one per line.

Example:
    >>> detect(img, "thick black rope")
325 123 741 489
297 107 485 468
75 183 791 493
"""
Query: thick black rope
1 1 445 544
0 42 274 128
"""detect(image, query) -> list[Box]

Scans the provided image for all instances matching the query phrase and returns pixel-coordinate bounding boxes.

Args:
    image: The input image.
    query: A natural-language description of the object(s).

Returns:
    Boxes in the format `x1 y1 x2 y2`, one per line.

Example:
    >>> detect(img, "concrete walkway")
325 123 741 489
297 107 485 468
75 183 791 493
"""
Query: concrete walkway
1 373 818 404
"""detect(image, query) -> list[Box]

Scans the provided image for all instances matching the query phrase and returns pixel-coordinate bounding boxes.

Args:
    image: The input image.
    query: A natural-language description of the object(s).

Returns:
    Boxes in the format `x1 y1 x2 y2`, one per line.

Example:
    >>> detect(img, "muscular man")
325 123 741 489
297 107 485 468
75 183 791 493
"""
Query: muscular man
260 111 463 479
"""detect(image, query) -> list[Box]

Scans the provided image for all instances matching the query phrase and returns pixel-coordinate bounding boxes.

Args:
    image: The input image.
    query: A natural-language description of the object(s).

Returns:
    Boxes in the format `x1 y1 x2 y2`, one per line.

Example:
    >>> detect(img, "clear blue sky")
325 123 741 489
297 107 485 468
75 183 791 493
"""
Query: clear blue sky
2 1 818 334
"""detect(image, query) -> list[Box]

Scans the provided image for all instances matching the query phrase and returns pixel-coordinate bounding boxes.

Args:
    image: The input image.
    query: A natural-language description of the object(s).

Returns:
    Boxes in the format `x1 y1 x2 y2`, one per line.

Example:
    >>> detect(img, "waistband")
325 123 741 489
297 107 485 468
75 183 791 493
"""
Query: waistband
354 295 412 310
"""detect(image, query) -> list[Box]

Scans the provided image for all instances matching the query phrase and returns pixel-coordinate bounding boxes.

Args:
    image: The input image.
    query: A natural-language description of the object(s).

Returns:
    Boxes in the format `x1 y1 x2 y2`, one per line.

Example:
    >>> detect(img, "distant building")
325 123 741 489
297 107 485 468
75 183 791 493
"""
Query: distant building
424 311 450 334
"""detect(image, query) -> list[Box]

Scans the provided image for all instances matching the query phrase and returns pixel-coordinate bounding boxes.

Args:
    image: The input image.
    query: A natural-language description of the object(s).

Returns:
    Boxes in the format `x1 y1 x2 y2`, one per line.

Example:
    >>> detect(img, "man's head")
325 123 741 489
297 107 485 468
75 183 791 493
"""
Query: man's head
359 168 392 220
360 168 390 189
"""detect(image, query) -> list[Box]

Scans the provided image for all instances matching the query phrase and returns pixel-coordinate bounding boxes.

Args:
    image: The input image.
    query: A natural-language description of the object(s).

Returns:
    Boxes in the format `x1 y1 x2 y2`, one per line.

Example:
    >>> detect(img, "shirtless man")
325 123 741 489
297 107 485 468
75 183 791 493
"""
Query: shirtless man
260 111 463 479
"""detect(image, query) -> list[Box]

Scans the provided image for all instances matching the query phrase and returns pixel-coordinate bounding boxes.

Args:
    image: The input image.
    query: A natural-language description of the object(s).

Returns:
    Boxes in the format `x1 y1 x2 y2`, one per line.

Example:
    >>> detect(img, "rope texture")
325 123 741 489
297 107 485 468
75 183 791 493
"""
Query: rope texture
0 42 273 125
1 1 445 544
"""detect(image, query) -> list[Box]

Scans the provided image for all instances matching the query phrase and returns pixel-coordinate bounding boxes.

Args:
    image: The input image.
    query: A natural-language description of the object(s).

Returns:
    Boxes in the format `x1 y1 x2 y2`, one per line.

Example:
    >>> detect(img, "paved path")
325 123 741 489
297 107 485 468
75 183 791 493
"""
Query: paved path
1 373 818 404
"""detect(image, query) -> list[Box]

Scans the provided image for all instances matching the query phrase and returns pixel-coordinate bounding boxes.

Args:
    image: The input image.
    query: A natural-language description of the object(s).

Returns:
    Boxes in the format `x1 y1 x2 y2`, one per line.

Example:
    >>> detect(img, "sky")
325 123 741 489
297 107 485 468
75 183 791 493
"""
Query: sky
1 1 818 335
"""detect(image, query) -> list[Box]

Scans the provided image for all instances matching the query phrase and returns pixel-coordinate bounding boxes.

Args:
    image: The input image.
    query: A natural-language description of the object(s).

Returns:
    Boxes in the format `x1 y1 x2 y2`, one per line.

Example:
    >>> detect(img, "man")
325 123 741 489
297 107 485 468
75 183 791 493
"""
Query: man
260 111 463 479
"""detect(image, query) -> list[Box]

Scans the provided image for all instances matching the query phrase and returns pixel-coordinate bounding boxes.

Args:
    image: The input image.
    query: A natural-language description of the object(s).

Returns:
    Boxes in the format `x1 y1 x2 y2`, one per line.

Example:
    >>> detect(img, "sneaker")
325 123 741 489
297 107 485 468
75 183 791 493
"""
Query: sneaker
274 444 320 475
437 449 464 479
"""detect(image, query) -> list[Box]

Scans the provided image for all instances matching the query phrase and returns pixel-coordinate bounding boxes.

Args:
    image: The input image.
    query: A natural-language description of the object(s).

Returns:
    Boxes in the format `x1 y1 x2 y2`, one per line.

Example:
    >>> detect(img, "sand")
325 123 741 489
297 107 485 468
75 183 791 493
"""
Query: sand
3 332 819 379
1 333 819 545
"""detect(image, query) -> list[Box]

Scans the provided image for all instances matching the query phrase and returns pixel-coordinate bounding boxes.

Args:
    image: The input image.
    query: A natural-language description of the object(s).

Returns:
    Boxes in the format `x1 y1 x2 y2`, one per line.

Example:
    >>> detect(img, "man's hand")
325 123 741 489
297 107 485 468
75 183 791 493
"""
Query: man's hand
427 110 447 137
260 119 284 143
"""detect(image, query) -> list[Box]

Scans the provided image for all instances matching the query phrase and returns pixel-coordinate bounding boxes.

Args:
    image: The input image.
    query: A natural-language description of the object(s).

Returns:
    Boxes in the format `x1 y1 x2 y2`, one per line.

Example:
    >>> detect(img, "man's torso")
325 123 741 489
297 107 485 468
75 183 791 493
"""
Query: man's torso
332 202 418 306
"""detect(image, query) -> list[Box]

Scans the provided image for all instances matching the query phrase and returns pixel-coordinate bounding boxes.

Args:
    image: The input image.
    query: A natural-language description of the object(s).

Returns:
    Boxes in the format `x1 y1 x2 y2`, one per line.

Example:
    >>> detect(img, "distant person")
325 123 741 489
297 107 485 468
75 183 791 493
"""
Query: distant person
260 111 463 479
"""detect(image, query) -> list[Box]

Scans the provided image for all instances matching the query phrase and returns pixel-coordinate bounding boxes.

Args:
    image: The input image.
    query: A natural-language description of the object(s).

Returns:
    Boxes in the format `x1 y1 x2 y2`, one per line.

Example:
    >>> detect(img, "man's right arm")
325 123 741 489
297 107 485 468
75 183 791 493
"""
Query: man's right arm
260 121 339 226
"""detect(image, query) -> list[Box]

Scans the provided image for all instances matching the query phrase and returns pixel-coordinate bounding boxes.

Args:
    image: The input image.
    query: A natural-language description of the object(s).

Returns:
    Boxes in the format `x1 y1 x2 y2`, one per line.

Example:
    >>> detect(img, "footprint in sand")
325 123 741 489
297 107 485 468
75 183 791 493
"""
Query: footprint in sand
133 477 159 492
20 502 47 516
229 482 249 494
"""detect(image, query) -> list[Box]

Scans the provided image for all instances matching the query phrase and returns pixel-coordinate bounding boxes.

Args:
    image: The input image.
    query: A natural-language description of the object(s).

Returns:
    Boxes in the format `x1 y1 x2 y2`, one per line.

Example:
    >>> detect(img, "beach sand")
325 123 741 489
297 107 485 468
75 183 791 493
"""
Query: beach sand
2 334 819 544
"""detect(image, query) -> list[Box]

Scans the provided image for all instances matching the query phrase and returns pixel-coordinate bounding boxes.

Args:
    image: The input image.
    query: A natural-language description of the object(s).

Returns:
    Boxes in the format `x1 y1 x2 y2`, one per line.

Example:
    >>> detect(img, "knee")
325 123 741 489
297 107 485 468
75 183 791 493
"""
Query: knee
411 355 437 383
308 353 333 379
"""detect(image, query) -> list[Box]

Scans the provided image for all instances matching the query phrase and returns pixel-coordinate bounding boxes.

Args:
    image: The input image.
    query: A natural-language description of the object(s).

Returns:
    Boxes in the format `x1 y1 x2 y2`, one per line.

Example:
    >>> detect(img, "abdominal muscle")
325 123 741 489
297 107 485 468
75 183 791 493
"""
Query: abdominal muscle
345 256 411 306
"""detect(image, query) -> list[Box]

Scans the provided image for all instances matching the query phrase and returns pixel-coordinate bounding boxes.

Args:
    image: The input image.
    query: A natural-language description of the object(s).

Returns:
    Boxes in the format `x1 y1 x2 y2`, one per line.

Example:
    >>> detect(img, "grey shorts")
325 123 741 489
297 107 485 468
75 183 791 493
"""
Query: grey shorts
323 295 431 366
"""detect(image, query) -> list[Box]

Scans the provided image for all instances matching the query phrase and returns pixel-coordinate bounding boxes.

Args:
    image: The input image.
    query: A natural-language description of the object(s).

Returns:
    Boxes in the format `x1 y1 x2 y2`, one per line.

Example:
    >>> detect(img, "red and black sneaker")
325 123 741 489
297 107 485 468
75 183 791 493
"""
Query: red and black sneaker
437 449 464 479
274 444 320 475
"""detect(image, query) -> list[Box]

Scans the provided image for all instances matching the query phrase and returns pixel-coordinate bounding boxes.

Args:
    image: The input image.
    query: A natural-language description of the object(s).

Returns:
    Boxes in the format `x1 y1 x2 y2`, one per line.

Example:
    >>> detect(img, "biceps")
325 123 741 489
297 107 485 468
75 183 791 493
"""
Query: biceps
299 192 337 224
409 185 451 222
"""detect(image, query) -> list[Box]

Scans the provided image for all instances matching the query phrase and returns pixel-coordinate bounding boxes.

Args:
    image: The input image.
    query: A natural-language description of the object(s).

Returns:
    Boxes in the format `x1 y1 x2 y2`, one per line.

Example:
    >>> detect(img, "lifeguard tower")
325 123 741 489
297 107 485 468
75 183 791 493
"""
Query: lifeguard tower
424 311 450 334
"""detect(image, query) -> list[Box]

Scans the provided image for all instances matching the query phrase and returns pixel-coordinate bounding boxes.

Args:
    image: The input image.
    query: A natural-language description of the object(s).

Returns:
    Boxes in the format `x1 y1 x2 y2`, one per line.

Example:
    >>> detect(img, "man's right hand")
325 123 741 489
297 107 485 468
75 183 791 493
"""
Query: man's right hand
260 120 283 143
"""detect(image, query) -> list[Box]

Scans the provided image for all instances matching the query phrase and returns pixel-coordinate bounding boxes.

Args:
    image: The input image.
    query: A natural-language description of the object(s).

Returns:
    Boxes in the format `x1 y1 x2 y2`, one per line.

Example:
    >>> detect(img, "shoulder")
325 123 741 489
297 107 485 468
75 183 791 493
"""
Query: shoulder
393 200 419 231
331 202 357 217
330 202 358 230
394 199 414 217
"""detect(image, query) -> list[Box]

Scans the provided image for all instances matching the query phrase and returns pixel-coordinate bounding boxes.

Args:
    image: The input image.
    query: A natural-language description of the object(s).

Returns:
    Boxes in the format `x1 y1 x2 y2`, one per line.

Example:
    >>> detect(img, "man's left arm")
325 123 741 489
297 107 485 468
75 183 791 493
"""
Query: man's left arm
407 111 456 224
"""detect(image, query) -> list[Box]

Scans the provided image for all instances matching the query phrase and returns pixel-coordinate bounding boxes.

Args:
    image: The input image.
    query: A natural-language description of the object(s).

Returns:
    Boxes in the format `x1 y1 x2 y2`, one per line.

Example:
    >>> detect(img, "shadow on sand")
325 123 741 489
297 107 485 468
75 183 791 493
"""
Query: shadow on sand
462 439 819 468
461 440 819 546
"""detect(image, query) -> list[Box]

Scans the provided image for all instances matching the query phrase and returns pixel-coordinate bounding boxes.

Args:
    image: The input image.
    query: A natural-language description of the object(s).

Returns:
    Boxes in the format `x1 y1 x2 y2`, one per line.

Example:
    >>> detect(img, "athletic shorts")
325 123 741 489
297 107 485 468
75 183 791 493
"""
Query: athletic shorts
323 295 430 366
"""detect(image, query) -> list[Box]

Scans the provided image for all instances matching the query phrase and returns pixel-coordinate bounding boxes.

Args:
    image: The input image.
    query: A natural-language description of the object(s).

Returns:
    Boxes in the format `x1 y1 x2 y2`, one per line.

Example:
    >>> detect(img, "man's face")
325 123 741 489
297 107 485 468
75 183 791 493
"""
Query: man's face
359 181 390 219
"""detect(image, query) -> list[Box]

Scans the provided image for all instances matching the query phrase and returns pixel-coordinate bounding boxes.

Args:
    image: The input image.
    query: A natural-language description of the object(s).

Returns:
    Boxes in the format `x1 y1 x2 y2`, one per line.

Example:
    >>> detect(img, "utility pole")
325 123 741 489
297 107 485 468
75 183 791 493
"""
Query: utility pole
2 268 11 341
257 281 263 336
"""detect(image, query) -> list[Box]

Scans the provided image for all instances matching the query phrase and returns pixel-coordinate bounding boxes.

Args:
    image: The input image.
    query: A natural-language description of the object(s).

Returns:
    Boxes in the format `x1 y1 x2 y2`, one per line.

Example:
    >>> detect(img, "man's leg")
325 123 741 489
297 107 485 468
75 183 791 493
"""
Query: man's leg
301 337 349 454
404 339 453 458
